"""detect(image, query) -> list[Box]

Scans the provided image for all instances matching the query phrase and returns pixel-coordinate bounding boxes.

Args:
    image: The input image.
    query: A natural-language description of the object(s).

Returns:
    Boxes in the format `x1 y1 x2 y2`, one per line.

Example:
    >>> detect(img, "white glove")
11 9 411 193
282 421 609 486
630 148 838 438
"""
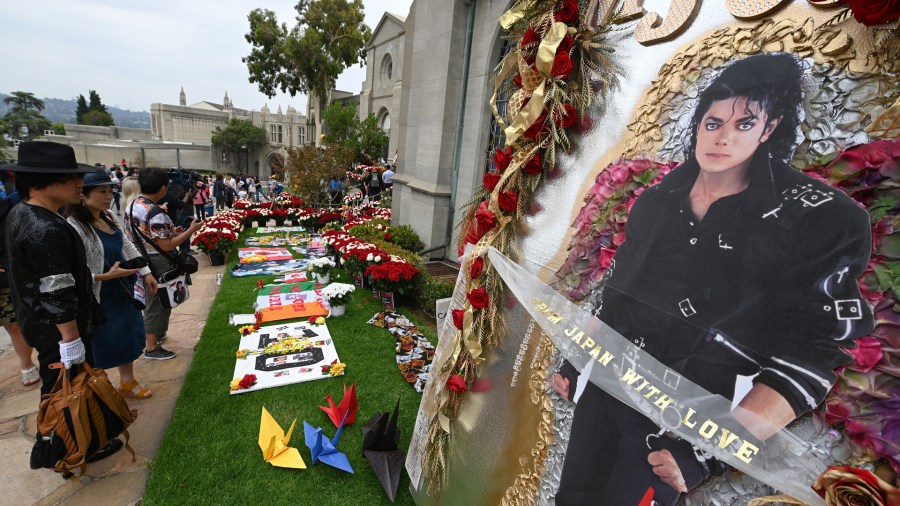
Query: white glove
59 338 86 369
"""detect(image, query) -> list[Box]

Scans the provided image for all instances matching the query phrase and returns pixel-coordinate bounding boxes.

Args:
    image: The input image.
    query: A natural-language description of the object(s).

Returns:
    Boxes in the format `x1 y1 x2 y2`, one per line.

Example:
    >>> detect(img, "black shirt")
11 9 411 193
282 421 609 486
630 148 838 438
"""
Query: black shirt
5 203 100 344
596 157 874 415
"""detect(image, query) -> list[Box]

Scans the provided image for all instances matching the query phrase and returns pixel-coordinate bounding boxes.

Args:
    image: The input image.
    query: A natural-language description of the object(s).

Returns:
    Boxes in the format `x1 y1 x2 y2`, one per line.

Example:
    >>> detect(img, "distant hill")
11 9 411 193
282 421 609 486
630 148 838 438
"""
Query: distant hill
0 93 151 129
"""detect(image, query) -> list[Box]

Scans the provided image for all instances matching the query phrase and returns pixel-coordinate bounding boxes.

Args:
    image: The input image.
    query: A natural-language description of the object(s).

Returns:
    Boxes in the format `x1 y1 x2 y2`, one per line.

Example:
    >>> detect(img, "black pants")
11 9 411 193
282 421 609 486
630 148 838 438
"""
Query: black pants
194 203 206 220
556 385 705 506
26 331 94 396
112 192 121 213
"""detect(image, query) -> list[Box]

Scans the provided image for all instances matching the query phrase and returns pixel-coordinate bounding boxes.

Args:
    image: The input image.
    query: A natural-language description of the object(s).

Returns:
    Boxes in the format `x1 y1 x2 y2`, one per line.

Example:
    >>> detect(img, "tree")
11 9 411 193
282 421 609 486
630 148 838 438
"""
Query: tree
320 102 388 164
0 91 52 141
77 90 115 126
243 0 371 114
51 122 66 135
210 118 268 172
322 101 358 145
75 94 89 124
88 90 108 114
356 114 389 163
285 143 354 206
82 110 115 126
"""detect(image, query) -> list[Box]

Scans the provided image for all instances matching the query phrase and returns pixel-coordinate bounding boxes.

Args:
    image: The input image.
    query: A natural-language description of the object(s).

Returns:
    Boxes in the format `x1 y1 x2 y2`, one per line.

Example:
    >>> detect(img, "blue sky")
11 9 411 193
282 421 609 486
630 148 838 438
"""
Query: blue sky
1 0 413 112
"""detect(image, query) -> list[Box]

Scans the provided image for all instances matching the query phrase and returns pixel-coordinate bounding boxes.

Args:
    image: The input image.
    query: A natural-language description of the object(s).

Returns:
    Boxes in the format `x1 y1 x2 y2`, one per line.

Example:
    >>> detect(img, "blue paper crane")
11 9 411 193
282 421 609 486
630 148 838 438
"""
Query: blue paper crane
303 409 354 473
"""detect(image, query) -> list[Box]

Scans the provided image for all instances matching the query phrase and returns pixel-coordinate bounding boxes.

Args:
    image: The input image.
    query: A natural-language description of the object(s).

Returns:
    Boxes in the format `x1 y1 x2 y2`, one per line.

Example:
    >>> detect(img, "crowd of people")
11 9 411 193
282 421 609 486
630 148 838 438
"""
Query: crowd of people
0 142 243 465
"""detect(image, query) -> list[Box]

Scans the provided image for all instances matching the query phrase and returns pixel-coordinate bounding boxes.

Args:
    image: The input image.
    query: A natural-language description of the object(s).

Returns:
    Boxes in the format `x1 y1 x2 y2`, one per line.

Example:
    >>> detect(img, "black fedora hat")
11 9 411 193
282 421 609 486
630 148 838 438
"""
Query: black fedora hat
0 141 95 173
83 168 117 188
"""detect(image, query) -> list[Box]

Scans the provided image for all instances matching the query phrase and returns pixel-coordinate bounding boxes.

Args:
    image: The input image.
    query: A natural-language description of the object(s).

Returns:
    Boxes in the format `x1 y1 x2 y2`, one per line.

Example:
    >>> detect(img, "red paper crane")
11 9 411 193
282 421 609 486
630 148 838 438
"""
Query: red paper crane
319 384 358 428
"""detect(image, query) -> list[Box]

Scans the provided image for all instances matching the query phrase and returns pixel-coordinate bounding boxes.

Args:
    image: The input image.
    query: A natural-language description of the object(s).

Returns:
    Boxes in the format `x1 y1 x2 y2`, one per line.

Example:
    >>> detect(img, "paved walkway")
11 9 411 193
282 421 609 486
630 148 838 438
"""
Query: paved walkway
0 255 224 506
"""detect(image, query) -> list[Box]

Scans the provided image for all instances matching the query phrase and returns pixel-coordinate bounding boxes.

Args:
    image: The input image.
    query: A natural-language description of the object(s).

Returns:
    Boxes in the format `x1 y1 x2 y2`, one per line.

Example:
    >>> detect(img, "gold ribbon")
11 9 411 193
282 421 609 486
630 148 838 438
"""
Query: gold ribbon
499 0 533 30
746 495 806 506
503 22 567 147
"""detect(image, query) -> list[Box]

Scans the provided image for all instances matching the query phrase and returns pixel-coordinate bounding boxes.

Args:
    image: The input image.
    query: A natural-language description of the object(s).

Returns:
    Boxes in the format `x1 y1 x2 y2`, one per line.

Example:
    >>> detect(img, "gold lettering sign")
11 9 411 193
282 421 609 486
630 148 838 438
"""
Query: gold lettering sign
633 0 702 44
607 0 838 46
726 0 790 19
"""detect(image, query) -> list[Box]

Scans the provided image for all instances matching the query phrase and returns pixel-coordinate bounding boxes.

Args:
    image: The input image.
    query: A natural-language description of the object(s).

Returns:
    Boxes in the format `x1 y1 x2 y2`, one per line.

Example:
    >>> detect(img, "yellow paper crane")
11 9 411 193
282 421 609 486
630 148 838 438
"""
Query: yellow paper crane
258 406 307 469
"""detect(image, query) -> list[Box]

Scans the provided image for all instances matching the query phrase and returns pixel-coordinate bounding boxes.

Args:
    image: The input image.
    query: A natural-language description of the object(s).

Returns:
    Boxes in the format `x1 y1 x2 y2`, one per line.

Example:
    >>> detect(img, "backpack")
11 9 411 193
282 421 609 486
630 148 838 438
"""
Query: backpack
32 362 138 478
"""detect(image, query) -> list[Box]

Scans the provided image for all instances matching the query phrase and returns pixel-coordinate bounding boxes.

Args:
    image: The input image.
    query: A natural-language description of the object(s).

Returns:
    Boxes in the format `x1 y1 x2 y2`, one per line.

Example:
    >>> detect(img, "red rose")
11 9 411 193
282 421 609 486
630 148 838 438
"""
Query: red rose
523 110 548 139
467 287 490 309
513 74 523 88
846 336 884 373
384 232 392 241
555 103 577 129
520 26 540 48
475 207 496 234
469 257 484 279
446 374 468 393
498 191 518 213
554 0 580 25
523 153 544 175
557 34 573 55
813 465 900 505
552 52 573 79
483 172 501 192
493 146 513 172
452 309 465 329
847 0 900 26
238 374 257 389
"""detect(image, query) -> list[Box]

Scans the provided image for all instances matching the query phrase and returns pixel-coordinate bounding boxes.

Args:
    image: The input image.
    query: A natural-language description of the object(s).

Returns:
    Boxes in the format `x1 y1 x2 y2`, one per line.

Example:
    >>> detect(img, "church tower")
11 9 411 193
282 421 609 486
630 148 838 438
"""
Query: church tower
224 91 232 111
179 87 186 106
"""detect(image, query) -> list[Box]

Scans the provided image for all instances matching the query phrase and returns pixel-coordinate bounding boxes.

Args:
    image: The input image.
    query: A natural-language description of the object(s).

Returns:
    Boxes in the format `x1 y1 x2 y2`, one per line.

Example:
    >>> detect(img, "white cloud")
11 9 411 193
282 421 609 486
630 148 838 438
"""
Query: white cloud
1 0 412 113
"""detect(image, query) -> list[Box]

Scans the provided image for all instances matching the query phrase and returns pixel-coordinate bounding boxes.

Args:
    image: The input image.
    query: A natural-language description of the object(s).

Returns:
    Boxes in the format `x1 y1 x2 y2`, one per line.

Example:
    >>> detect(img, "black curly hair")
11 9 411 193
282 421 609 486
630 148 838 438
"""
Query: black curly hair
685 53 805 164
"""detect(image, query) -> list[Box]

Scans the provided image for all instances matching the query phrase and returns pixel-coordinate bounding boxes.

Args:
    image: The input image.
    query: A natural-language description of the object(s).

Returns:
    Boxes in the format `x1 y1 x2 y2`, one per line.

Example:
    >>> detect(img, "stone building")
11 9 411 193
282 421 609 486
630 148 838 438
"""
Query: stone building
150 89 308 178
390 0 512 260
359 12 406 161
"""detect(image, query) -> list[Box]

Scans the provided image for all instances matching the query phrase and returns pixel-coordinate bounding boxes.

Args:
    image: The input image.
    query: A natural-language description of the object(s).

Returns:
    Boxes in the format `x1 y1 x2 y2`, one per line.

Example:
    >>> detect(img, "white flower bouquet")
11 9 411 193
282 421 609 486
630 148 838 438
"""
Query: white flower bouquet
321 283 355 306
307 256 336 275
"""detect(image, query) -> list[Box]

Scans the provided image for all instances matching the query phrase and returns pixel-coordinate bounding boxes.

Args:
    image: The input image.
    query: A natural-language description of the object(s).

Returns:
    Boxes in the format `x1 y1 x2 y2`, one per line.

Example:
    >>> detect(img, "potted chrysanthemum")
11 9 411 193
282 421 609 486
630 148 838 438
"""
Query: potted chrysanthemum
307 257 336 284
321 283 355 316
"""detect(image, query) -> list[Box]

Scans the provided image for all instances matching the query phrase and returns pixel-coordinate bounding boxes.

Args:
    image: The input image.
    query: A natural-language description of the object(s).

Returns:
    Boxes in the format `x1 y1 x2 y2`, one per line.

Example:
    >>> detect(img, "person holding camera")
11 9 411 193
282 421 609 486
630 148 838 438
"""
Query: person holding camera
126 168 202 360
67 168 159 398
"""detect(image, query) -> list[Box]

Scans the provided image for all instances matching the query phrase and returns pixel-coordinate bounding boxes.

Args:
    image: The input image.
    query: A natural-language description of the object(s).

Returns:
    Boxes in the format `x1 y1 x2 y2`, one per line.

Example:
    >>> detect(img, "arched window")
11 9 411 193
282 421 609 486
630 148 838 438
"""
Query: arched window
484 40 513 174
378 108 391 135
380 54 393 87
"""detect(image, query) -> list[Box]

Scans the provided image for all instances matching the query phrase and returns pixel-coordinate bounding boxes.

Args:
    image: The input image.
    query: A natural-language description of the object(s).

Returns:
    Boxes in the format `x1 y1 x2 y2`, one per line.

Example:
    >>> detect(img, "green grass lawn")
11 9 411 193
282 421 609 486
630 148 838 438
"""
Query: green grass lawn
143 232 435 505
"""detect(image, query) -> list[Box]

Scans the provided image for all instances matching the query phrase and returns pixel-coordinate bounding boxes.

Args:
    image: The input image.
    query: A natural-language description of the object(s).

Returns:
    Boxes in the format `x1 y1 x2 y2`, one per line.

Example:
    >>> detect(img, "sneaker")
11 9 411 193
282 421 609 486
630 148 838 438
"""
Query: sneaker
144 346 176 360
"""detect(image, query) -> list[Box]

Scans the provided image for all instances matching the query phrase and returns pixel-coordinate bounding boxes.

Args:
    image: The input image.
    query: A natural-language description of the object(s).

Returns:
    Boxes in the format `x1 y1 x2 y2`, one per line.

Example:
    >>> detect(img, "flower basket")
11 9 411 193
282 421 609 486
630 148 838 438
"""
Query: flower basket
330 304 346 317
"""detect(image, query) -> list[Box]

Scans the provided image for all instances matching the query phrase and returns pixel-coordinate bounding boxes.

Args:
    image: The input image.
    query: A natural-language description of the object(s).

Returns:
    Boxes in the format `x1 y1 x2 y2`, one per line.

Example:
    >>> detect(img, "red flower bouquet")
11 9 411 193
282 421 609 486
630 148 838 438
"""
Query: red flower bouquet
364 259 421 295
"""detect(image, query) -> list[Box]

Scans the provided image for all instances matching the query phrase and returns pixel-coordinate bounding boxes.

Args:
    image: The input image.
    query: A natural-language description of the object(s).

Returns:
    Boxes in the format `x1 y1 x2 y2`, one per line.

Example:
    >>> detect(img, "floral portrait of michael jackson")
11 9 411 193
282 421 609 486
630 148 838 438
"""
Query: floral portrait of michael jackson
552 53 875 505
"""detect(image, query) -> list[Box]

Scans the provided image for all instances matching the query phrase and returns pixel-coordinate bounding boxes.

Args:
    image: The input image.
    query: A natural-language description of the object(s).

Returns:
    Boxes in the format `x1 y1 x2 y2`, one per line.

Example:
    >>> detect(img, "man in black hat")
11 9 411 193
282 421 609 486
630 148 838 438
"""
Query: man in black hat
2 142 125 463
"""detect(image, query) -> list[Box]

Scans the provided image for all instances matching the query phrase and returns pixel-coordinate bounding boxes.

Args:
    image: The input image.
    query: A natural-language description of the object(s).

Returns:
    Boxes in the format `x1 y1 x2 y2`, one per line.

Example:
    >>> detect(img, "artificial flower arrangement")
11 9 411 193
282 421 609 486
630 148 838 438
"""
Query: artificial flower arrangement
557 157 676 299
230 374 257 391
263 337 313 356
321 282 356 307
321 359 346 376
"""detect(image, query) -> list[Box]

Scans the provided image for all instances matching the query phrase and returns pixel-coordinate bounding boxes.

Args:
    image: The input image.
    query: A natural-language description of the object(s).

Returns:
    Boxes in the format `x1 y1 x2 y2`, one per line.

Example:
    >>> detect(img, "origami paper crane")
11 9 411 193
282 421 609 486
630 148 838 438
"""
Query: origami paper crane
319 383 358 428
303 410 354 473
258 406 306 469
362 399 405 502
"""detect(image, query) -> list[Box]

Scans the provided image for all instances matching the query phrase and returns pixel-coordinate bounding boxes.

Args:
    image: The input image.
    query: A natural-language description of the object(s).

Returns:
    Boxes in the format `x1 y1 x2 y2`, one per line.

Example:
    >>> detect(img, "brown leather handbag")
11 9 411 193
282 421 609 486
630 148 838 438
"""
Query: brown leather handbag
32 362 138 478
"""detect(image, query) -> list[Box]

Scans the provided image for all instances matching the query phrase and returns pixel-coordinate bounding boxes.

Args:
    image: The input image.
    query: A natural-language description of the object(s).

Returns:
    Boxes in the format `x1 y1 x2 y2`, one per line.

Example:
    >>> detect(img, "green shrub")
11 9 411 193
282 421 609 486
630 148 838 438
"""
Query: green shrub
418 273 454 314
389 225 424 253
